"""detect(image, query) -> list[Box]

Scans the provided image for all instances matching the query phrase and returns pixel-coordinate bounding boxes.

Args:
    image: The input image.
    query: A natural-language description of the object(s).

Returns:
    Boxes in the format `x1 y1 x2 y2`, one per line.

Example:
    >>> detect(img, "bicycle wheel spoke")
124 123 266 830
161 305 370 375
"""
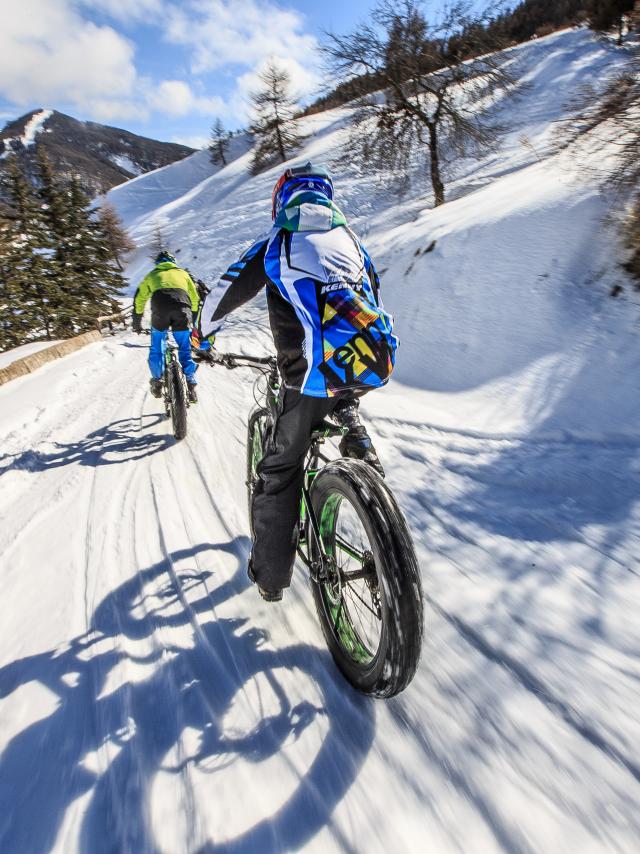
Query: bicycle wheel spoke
343 590 374 646
318 495 383 663
335 535 364 563
343 581 380 621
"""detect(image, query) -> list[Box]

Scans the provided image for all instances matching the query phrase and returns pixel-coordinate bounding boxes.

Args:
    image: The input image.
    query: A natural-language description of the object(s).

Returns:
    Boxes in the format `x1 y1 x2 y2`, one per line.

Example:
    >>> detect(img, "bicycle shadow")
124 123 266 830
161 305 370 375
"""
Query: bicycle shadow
0 414 173 476
0 540 375 853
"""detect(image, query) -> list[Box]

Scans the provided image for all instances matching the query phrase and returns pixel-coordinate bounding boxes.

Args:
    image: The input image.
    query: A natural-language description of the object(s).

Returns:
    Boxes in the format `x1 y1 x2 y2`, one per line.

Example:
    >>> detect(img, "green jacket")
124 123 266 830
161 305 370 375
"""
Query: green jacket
134 262 199 314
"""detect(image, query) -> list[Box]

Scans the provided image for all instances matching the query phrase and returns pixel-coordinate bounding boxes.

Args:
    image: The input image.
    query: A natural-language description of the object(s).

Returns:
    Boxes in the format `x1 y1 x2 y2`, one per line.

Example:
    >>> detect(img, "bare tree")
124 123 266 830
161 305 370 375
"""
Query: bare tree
248 62 304 174
324 0 522 205
560 58 640 191
588 0 635 45
96 201 135 271
151 225 168 261
559 56 640 286
209 118 229 167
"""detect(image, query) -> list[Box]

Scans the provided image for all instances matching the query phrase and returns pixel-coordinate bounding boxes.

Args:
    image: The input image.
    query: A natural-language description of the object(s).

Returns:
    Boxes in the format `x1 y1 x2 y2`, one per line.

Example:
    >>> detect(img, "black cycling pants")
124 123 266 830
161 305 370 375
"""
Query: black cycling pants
150 290 193 331
250 388 350 591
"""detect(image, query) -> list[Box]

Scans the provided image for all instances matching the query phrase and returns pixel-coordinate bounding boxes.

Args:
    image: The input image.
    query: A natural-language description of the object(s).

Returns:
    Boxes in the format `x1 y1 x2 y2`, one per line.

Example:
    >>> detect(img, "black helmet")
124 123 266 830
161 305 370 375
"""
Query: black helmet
155 250 177 265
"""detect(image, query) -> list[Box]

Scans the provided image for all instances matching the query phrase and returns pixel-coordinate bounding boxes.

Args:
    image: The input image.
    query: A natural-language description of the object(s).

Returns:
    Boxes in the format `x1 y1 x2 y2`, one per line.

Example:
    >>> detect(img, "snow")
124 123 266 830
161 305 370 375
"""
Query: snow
1 109 53 160
20 109 53 148
1 27 640 853
109 153 143 176
0 339 61 369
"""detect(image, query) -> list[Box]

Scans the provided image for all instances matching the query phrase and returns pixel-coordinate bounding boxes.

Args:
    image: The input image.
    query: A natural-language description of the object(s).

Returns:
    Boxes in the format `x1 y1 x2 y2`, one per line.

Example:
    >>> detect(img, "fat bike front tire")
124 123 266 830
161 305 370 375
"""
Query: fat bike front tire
309 459 423 698
169 362 188 440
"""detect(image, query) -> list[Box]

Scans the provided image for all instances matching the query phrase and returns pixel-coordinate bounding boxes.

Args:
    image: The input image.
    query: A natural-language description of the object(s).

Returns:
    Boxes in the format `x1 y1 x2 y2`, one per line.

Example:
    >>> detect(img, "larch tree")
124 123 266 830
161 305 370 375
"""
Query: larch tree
96 201 135 271
209 118 230 167
559 54 640 285
150 225 168 260
248 62 305 174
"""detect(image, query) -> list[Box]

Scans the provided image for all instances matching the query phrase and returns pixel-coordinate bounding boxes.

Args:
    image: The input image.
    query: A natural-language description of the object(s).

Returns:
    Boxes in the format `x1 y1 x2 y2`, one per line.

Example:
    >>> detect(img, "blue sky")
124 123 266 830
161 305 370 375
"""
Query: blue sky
0 0 489 148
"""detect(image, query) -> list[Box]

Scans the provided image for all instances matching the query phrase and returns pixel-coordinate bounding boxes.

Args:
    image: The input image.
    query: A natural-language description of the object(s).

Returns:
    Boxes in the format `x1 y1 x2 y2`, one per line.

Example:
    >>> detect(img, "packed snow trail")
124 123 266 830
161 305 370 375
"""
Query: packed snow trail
1 323 639 852
2 25 640 853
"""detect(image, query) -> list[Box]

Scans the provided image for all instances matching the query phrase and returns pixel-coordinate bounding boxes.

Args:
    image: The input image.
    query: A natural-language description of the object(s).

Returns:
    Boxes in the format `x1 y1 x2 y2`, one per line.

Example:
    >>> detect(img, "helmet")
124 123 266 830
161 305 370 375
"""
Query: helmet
271 162 333 220
155 250 177 265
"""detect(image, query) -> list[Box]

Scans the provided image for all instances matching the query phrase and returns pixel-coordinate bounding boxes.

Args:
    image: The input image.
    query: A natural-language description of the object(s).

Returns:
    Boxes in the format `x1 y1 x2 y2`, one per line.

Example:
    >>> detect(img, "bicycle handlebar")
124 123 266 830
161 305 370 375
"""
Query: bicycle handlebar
208 351 278 372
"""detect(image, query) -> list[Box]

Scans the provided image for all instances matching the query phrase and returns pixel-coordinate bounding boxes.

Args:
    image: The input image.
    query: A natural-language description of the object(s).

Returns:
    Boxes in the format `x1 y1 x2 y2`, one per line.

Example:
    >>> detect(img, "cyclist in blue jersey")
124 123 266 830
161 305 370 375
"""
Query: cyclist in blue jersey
201 163 397 601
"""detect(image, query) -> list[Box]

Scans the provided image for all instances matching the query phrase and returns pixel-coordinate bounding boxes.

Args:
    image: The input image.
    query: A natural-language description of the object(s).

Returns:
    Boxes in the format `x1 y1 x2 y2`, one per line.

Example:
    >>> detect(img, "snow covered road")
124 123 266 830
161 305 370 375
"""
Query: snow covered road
1 330 639 853
3 27 640 852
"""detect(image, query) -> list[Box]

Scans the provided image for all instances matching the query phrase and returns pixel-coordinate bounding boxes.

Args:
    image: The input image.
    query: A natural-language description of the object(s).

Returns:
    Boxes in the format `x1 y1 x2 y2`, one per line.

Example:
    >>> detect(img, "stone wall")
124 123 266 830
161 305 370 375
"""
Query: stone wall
0 331 102 387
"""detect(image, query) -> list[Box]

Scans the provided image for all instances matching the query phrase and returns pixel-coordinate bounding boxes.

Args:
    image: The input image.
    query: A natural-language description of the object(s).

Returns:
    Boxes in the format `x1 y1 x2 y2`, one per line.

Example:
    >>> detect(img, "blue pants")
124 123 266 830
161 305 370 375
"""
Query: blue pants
149 328 197 383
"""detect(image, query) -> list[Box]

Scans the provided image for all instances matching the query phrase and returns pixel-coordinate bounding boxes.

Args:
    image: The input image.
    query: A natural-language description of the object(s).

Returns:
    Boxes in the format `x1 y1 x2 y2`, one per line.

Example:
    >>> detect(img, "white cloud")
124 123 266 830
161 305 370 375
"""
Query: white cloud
148 80 226 117
0 0 320 128
164 0 321 123
166 0 320 86
0 0 137 114
77 0 165 23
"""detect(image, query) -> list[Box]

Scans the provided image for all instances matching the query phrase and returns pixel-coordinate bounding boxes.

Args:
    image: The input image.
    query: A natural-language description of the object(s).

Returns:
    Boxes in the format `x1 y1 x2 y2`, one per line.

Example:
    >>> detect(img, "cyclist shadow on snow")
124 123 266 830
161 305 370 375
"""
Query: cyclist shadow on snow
0 539 375 853
0 414 174 475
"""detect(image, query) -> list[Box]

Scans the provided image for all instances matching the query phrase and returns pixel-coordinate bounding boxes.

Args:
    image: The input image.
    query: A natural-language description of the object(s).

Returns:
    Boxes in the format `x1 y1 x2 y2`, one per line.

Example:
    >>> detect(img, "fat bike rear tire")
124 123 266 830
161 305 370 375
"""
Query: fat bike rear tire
169 362 188 440
309 459 423 698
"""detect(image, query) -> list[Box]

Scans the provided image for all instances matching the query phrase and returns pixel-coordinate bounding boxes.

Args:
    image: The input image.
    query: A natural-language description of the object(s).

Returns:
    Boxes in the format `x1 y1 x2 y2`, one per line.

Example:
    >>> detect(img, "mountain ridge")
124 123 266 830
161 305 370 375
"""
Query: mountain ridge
0 108 194 200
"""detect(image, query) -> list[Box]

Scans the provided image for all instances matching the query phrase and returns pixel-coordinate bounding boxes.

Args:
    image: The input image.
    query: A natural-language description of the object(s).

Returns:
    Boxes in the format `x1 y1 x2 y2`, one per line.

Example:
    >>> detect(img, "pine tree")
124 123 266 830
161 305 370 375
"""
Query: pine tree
57 178 127 330
0 211 25 350
36 151 127 332
209 118 229 167
36 147 82 333
249 62 304 174
0 154 129 350
1 158 61 346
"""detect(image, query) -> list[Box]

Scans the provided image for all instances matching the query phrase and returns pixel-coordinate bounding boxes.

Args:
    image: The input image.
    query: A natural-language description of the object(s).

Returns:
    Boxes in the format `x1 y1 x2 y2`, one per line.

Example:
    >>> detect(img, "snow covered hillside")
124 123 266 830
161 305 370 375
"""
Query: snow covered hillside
1 27 639 853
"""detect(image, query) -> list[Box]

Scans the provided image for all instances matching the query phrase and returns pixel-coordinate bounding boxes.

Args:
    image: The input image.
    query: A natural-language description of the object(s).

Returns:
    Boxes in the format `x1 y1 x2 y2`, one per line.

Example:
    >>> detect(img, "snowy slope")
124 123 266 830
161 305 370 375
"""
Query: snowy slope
1 27 640 854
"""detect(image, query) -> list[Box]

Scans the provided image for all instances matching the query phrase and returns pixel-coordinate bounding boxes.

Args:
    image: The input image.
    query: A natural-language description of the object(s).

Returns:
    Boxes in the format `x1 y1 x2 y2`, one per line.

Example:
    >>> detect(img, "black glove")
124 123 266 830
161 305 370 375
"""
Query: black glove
132 312 143 334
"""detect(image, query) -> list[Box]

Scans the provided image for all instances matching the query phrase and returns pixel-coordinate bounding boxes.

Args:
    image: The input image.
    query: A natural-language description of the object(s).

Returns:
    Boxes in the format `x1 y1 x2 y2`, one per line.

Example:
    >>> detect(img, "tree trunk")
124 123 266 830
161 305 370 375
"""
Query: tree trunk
428 124 445 207
272 99 287 163
33 281 52 340
275 120 286 163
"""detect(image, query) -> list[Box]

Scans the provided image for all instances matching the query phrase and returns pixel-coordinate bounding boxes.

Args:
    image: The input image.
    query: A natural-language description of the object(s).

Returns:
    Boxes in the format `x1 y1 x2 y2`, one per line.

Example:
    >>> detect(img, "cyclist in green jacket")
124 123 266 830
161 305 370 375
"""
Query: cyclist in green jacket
132 251 199 402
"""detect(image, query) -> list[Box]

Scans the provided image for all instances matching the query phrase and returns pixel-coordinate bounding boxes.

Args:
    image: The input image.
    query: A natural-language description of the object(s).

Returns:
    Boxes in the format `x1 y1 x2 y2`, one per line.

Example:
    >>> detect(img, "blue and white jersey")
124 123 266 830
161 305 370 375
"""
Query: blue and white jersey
201 194 398 398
